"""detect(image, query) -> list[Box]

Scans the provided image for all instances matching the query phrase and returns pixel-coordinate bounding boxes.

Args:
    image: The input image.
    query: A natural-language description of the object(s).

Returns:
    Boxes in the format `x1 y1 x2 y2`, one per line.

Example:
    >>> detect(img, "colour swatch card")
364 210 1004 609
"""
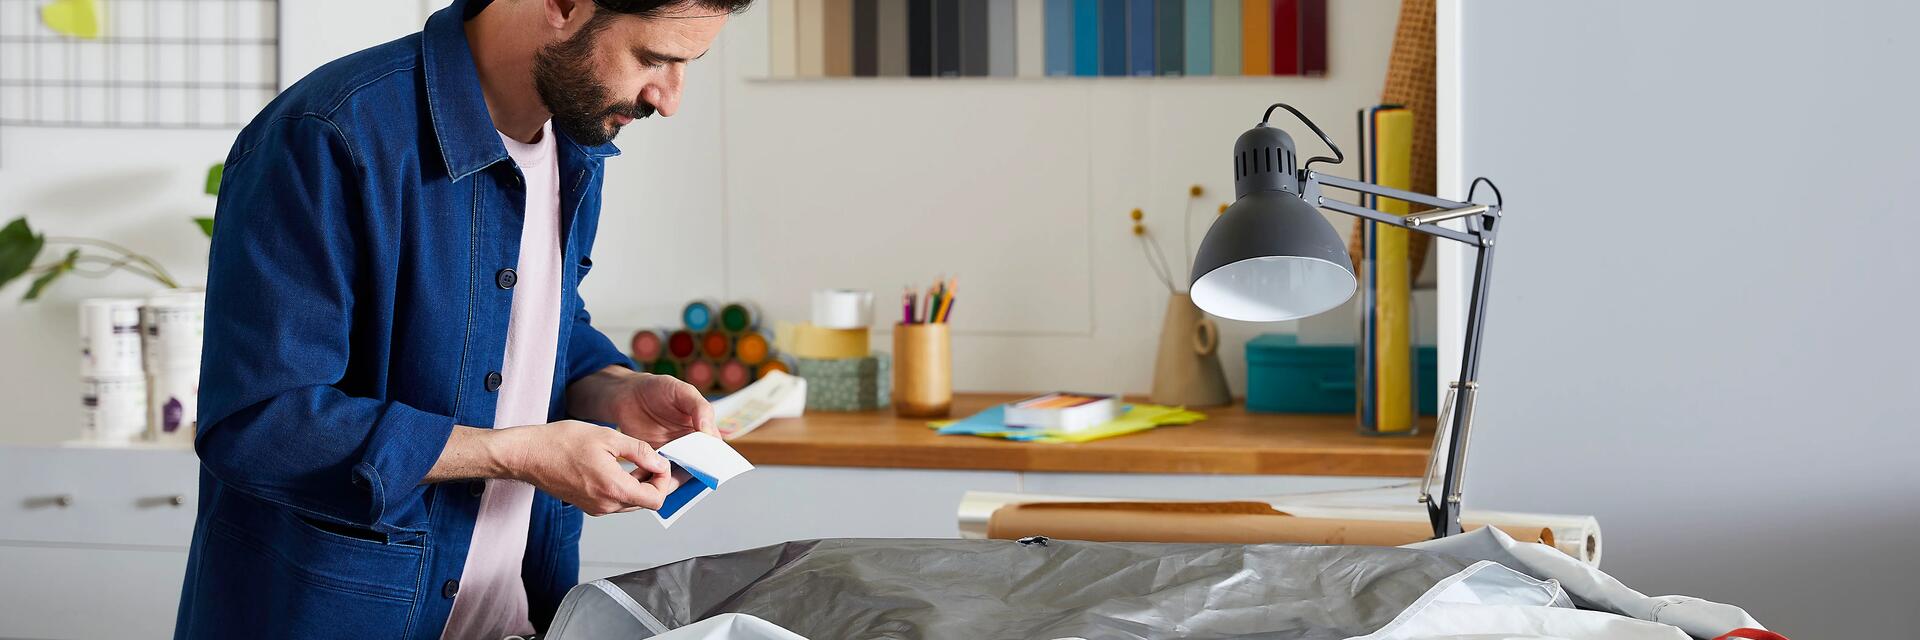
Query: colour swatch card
652 432 755 528
767 0 1327 78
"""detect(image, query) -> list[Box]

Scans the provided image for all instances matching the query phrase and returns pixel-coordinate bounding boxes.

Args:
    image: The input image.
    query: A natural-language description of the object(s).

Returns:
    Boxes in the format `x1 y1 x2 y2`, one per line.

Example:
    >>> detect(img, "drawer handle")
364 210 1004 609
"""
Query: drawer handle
25 494 73 508
136 494 188 508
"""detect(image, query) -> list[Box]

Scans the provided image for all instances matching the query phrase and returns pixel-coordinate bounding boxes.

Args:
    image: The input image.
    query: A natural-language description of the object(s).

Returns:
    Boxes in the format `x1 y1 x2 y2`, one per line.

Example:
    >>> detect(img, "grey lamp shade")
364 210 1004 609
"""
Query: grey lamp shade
1189 190 1357 322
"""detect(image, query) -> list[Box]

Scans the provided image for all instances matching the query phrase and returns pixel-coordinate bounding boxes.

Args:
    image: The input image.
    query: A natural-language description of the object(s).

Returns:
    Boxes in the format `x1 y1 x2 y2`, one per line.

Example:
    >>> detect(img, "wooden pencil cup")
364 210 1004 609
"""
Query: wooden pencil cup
892 323 952 418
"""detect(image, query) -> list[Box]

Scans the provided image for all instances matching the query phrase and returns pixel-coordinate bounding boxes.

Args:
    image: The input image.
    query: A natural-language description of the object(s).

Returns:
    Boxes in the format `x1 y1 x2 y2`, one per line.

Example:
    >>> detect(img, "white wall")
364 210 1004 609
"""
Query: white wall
1456 2 1920 638
1 0 1411 444
586 0 1415 396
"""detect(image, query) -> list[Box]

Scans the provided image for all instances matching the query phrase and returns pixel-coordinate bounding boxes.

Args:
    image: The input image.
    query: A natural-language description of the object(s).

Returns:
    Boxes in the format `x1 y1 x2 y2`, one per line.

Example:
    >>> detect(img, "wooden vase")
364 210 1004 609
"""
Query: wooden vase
892 322 952 418
1150 293 1232 407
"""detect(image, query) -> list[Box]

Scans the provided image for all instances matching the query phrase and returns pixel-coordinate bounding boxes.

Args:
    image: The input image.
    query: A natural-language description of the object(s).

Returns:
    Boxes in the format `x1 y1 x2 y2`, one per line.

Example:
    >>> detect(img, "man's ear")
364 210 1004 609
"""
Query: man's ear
545 0 591 31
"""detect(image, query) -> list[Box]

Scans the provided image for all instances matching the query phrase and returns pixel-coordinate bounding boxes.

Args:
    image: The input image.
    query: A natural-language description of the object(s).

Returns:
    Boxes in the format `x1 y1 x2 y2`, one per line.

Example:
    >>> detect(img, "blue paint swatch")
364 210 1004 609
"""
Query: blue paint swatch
1127 0 1155 76
1073 0 1100 76
1184 0 1212 76
1100 0 1127 76
1045 0 1075 75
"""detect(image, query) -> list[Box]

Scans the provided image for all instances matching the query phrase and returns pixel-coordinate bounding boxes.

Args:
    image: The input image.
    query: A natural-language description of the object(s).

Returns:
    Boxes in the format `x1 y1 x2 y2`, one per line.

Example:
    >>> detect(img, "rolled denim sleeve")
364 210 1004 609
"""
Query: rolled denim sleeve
196 114 454 535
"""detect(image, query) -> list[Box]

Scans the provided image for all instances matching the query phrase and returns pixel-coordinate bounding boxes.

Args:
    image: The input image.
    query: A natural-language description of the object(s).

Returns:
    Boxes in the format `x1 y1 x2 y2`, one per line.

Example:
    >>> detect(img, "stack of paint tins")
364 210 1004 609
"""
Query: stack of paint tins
630 299 791 395
74 289 205 446
784 289 889 412
142 288 204 446
78 298 148 443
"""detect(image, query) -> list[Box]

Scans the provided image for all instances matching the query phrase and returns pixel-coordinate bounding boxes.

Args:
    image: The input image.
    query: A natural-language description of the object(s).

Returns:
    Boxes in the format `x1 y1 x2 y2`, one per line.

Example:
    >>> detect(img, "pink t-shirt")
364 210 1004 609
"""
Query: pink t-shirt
441 122 564 640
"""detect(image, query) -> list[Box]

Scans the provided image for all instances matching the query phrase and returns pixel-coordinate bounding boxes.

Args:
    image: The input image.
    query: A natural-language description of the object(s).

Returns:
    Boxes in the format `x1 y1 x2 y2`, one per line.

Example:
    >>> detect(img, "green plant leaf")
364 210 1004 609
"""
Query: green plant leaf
23 249 78 301
194 216 215 237
0 217 47 289
206 163 224 195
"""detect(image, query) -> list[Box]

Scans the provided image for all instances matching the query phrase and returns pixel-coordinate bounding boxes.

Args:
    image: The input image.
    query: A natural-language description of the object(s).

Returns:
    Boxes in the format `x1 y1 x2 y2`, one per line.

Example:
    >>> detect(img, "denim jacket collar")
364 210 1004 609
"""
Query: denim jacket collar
421 0 620 182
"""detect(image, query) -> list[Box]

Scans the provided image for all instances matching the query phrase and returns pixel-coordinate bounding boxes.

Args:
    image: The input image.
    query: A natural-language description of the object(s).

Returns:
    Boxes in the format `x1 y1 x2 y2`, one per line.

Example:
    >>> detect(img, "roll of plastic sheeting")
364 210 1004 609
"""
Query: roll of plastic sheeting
810 289 873 329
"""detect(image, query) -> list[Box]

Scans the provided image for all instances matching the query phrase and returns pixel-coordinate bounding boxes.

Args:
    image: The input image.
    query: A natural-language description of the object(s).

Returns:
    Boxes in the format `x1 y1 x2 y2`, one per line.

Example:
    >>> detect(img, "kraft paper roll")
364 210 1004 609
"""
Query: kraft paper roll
986 502 1552 548
82 375 147 443
147 369 199 446
79 298 145 377
811 289 874 329
782 323 870 359
141 288 205 373
630 329 664 363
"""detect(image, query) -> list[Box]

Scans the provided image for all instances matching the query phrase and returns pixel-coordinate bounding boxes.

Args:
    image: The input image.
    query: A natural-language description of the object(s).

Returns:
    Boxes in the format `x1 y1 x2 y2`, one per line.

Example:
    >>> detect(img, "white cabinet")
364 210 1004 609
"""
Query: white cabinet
0 445 199 639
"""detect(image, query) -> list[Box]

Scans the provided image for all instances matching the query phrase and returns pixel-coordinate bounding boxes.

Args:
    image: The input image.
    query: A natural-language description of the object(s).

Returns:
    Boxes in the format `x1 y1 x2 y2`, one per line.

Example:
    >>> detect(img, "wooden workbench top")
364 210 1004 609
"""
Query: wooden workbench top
728 394 1434 476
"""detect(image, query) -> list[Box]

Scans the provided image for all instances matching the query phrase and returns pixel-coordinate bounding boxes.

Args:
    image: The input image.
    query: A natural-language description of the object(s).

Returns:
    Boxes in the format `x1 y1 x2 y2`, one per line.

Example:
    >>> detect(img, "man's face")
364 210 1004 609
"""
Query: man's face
533 3 728 145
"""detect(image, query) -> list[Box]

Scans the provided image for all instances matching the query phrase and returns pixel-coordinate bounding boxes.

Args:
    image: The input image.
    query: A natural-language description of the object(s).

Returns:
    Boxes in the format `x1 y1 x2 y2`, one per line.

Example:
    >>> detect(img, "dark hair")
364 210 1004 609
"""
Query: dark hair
590 0 755 19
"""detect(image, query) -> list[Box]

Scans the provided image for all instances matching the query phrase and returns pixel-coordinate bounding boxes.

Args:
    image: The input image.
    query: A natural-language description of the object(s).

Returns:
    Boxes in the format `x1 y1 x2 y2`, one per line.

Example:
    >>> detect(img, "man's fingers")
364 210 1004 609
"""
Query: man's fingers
607 431 671 475
617 477 666 511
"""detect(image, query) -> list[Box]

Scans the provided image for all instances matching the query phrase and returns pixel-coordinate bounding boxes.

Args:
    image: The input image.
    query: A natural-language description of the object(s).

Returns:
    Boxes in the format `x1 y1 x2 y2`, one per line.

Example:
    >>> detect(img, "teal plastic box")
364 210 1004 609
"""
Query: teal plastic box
1245 334 1438 415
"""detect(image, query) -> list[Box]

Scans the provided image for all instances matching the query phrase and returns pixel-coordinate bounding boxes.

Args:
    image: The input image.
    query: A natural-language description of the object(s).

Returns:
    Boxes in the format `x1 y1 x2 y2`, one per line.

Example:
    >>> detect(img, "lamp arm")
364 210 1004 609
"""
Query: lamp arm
1309 170 1505 540
1309 172 1499 247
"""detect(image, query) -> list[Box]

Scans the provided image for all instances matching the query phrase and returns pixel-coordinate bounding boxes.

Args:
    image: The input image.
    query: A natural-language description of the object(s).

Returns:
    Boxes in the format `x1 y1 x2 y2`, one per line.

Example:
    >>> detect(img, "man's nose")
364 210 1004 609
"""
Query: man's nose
643 66 684 118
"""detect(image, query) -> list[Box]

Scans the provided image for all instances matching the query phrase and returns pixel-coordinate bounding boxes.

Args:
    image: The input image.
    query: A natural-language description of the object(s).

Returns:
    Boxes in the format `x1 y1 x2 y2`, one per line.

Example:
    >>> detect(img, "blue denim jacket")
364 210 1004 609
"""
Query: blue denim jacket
175 1 634 636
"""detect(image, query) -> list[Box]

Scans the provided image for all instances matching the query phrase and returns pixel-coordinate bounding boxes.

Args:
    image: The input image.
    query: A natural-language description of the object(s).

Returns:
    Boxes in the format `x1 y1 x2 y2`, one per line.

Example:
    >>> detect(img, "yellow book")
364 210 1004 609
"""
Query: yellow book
1240 0 1272 75
1370 107 1416 433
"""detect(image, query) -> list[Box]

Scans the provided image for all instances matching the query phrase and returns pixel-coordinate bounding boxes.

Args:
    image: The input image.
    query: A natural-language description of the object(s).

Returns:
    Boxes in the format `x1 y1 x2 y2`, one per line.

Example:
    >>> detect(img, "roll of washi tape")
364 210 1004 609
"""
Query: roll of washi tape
681 300 717 332
718 359 752 392
666 329 699 361
755 358 791 380
141 288 205 374
651 358 682 379
788 324 870 359
683 359 717 391
147 368 199 445
811 289 874 329
79 298 145 377
719 301 759 335
82 375 147 443
630 329 664 363
735 331 772 366
701 329 733 361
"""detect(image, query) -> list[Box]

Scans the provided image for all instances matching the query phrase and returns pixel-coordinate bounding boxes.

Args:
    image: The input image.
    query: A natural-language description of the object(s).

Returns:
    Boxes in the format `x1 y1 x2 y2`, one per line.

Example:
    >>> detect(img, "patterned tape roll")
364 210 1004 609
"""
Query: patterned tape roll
666 329 699 361
811 289 873 329
681 300 717 332
79 298 145 377
82 375 147 443
148 368 199 445
630 329 664 363
701 329 734 361
719 301 758 334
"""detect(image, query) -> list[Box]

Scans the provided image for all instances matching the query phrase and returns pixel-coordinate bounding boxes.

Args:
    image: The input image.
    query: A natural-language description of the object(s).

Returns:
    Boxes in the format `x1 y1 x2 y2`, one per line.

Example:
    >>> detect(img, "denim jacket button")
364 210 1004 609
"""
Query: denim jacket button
442 579 460 598
484 371 503 392
496 268 517 289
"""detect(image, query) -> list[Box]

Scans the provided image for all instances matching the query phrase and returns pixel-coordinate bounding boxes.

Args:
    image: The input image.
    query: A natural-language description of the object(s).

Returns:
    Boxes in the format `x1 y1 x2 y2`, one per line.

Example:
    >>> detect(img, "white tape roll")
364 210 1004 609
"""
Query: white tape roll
82 375 148 443
148 368 200 445
810 289 873 329
79 298 146 377
142 288 205 373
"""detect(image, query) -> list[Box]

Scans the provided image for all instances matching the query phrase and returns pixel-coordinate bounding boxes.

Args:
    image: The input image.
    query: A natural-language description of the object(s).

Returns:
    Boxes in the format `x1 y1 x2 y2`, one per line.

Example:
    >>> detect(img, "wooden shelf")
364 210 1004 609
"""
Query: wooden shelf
729 393 1434 477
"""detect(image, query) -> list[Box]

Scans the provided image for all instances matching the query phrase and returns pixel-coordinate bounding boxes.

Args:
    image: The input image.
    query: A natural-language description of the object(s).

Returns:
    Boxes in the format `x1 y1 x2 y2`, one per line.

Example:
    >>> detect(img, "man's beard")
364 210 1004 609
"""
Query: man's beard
532 21 654 146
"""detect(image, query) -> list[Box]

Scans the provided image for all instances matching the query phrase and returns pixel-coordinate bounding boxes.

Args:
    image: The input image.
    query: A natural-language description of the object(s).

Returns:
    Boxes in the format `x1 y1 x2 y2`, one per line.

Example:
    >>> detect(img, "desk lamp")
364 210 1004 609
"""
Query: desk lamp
1190 103 1505 539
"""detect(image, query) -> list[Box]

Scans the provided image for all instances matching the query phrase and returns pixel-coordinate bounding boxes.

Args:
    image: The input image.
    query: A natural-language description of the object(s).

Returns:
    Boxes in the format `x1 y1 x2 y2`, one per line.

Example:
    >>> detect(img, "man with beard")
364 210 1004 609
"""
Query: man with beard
175 1 750 637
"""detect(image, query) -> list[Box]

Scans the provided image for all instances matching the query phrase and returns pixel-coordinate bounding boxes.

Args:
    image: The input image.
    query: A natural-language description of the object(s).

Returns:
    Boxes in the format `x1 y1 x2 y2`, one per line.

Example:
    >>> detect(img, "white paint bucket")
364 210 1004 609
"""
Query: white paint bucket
79 298 145 377
142 288 205 374
82 375 148 443
148 368 200 445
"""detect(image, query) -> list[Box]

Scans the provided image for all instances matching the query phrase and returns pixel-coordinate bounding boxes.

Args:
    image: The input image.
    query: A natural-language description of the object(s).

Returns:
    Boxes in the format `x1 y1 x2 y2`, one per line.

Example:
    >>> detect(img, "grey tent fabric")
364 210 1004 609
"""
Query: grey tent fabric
560 538 1476 640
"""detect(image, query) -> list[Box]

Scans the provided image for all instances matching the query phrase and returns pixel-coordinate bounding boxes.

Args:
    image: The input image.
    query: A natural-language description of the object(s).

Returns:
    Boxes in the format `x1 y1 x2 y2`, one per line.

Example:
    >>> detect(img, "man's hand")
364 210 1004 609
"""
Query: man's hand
566 366 717 449
496 420 683 516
